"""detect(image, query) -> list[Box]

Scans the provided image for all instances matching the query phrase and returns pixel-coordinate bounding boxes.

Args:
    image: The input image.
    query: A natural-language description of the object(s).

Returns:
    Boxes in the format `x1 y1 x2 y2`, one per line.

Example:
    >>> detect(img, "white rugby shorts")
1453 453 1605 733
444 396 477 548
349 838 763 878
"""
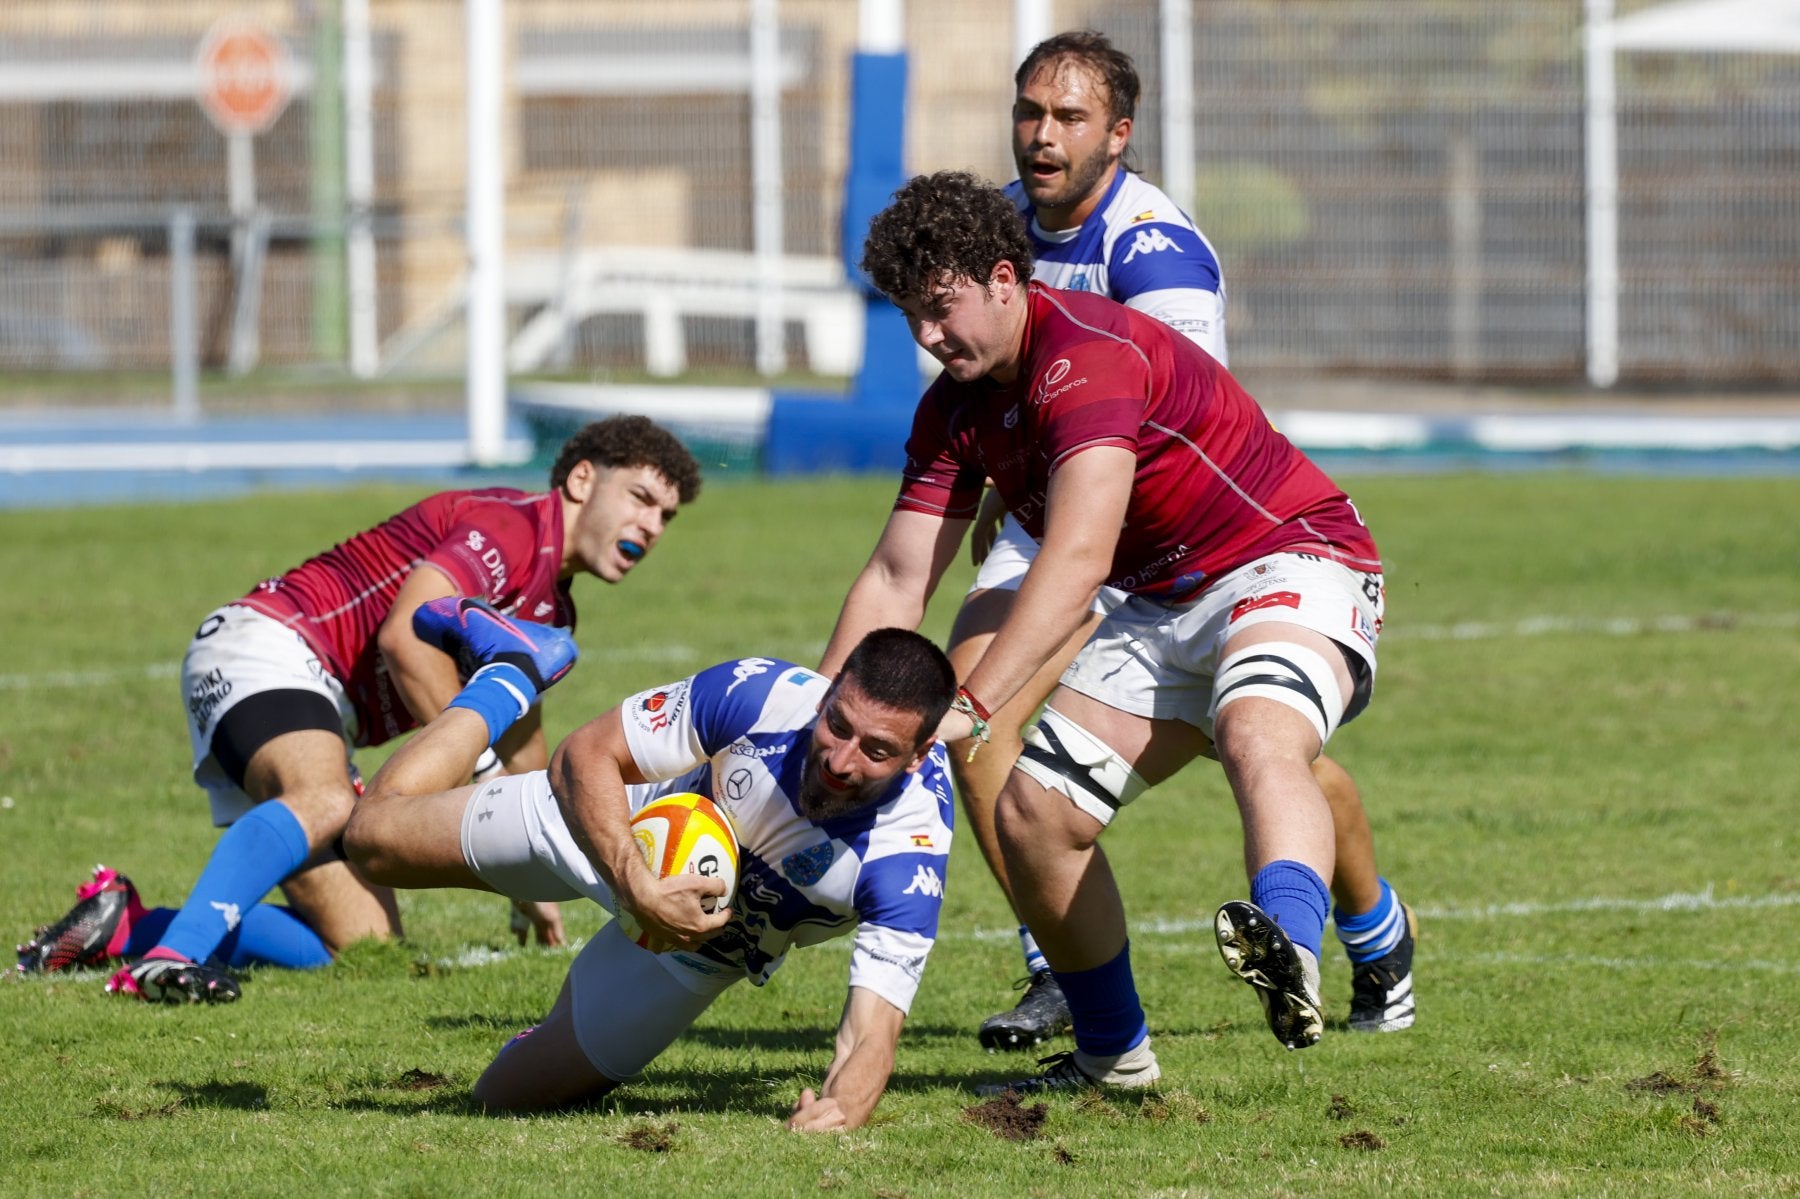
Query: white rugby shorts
968 514 1128 615
182 604 358 826
459 768 739 1080
1058 552 1384 743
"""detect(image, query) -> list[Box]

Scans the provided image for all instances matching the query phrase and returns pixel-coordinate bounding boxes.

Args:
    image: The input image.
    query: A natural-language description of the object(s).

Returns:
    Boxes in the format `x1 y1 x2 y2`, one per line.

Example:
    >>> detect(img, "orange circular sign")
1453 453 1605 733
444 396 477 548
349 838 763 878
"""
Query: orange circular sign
196 19 291 135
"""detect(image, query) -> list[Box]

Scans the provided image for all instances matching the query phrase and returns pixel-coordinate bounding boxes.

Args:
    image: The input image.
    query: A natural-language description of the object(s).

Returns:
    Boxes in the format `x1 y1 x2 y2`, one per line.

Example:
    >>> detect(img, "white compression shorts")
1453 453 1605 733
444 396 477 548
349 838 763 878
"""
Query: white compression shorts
968 514 1128 616
1058 552 1384 745
181 604 359 826
459 769 738 1080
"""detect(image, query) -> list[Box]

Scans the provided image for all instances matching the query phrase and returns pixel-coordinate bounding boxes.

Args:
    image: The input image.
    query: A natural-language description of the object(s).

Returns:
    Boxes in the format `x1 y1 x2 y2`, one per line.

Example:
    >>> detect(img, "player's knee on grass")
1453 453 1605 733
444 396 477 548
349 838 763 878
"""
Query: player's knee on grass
278 859 401 951
473 1004 618 1113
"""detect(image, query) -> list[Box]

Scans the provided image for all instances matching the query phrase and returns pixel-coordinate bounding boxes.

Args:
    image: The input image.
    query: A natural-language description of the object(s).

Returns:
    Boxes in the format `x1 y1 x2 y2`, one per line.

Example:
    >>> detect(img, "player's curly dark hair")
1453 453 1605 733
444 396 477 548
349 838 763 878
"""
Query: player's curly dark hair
1015 29 1139 127
840 628 957 746
860 171 1034 308
550 415 703 502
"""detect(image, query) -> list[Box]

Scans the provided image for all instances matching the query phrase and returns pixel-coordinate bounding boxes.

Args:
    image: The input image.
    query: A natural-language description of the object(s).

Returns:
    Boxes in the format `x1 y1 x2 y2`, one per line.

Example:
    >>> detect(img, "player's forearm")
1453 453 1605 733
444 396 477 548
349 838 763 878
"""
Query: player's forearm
548 734 652 903
817 1036 897 1129
961 544 1105 718
819 567 928 676
384 641 466 726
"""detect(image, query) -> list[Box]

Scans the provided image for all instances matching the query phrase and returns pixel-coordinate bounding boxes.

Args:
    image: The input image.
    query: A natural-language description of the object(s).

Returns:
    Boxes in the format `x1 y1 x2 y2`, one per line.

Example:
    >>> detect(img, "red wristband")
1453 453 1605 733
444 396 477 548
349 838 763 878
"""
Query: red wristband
956 686 992 723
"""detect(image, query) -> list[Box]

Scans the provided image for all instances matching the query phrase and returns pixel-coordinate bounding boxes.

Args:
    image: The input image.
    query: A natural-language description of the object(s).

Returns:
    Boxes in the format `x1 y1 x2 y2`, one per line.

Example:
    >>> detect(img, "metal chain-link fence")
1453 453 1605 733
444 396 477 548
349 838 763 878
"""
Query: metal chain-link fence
1 1 1795 389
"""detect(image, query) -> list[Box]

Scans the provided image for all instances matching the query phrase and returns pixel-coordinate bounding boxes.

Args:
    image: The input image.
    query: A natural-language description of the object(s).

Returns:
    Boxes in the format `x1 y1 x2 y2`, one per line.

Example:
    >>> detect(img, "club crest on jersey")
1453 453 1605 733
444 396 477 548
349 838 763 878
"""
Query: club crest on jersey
782 842 835 886
631 682 688 734
1123 227 1183 264
1004 404 1020 429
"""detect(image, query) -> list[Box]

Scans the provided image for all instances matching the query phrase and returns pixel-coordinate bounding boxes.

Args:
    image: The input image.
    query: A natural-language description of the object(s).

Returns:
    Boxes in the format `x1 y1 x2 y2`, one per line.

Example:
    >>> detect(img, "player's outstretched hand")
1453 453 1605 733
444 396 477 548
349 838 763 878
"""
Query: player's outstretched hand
623 873 731 954
413 596 577 693
509 899 566 947
787 1088 849 1132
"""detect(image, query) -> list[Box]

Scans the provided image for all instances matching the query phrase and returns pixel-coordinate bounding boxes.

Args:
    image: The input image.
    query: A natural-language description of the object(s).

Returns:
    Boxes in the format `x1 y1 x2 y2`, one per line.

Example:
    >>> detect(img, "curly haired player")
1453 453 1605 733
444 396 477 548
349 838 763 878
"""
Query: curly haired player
18 417 700 1003
918 31 1415 1054
822 171 1399 1090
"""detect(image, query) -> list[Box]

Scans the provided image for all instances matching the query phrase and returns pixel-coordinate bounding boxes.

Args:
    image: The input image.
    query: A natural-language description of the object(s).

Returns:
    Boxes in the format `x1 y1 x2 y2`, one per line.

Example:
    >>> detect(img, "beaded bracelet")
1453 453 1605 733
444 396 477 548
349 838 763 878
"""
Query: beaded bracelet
952 686 992 762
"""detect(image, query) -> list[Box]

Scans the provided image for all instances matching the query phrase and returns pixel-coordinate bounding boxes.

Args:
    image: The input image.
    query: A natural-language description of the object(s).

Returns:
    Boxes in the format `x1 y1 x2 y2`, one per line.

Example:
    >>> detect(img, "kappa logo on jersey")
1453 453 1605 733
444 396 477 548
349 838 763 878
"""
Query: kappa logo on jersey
211 900 242 931
1122 227 1184 264
726 658 776 696
781 842 835 887
466 531 485 551
1230 590 1303 622
902 865 944 898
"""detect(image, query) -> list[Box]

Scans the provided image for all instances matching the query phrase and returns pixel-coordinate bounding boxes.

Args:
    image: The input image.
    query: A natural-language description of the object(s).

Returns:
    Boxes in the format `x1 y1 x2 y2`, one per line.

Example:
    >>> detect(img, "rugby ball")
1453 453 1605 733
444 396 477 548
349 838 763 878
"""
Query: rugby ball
615 792 739 951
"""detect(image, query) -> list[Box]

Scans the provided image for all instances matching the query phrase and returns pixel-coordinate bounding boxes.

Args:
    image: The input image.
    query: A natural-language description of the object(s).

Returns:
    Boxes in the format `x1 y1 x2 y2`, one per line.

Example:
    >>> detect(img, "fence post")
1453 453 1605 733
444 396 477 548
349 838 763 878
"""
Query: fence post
466 0 507 466
170 208 200 423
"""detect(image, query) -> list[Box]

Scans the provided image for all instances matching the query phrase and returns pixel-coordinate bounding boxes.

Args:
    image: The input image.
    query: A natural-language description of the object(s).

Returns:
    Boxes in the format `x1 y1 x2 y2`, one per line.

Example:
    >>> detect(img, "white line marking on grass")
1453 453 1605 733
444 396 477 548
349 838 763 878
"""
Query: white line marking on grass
0 663 180 690
1452 950 1800 976
0 643 697 692
1417 885 1800 920
9 612 1791 692
428 886 1800 969
948 885 1800 946
1394 611 1800 642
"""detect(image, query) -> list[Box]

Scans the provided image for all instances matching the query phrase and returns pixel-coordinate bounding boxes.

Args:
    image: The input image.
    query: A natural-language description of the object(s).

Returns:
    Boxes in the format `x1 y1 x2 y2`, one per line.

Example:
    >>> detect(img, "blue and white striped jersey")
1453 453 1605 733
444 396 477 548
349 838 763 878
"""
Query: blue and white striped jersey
1006 168 1229 364
619 657 954 1014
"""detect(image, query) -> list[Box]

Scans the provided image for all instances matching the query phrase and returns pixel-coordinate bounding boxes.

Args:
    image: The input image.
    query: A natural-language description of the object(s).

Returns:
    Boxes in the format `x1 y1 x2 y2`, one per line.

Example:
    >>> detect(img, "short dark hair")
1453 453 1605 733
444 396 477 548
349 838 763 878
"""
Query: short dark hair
860 171 1034 309
549 415 702 503
1016 30 1140 127
839 628 957 747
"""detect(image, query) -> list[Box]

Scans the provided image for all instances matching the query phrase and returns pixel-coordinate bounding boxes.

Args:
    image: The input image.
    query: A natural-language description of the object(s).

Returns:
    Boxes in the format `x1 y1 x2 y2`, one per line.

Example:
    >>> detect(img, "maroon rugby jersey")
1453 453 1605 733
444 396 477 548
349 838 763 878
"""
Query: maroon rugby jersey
237 488 574 745
896 284 1380 599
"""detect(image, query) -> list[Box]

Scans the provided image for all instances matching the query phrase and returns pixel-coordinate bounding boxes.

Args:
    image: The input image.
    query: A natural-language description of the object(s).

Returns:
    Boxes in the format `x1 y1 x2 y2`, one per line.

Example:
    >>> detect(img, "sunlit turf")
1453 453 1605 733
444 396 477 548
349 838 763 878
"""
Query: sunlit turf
2 473 1797 1195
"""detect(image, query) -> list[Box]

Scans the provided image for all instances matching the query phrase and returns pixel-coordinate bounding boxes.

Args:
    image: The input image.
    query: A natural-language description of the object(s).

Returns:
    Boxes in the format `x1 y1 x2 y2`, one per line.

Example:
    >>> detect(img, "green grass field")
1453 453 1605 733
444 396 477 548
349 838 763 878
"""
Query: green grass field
2 472 1797 1197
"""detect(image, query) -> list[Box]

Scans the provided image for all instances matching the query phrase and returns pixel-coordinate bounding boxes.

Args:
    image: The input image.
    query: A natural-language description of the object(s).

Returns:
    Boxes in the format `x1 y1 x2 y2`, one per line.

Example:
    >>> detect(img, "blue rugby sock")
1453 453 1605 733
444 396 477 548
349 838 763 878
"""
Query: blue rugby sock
1019 927 1049 977
1053 942 1149 1058
448 663 538 745
124 907 176 956
1251 860 1330 960
220 904 333 969
128 903 331 968
151 799 312 965
1335 877 1404 963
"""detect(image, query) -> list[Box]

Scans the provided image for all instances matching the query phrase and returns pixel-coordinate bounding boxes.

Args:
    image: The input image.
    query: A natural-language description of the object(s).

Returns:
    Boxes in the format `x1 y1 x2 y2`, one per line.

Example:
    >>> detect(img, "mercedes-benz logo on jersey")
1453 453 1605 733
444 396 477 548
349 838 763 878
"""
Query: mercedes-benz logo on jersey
726 768 752 801
1044 358 1072 386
